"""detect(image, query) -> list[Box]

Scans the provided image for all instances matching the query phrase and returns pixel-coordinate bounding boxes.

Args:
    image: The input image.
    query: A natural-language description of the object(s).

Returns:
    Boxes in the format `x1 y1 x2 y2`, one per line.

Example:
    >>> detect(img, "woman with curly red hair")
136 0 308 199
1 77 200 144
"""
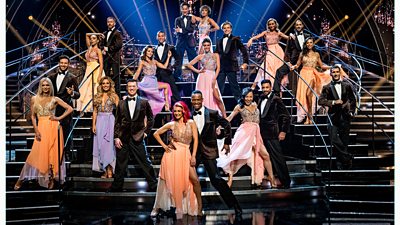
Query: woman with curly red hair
151 101 202 219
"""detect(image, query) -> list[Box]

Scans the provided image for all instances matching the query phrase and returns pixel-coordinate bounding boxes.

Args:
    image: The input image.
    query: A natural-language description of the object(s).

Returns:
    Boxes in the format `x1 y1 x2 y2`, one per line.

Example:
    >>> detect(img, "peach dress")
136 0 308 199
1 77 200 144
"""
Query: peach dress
17 97 66 188
153 122 198 219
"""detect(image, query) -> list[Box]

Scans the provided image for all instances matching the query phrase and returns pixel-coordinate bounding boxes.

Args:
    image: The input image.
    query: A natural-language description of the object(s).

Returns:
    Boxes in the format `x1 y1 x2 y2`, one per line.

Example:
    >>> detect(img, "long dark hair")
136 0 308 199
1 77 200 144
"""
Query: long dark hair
140 45 154 62
302 37 316 56
172 101 190 123
238 87 253 109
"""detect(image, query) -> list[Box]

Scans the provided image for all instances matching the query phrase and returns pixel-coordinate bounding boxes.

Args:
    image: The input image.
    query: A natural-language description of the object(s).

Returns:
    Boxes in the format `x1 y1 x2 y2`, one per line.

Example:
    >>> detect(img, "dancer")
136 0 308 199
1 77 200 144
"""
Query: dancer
92 76 119 178
259 80 291 188
291 37 331 124
191 90 243 221
77 33 105 112
151 101 202 219
274 19 310 96
48 55 80 161
185 38 226 117
216 21 249 102
14 78 73 190
318 65 356 169
174 2 197 81
191 5 219 53
217 87 276 188
247 18 288 90
107 79 157 192
101 17 122 94
133 45 172 115
154 31 181 105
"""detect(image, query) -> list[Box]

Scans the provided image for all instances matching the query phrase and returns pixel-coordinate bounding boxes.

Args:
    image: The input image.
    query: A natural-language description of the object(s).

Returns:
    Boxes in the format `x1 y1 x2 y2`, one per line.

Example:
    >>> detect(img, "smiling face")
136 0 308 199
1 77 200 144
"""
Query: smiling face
181 5 189 15
305 38 314 50
107 18 115 29
173 105 184 121
244 91 254 106
201 8 209 17
101 78 111 92
58 58 69 72
126 81 138 96
202 41 211 52
331 68 341 82
146 47 154 59
41 80 51 94
267 20 277 31
261 82 272 96
295 20 304 33
222 23 232 35
90 35 99 46
191 93 203 111
157 32 166 44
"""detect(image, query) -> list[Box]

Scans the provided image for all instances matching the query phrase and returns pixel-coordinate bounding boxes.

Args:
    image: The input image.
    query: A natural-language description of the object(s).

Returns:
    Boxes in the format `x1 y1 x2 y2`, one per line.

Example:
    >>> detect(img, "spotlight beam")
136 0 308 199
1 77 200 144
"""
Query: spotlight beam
233 0 247 34
62 0 96 32
215 0 225 41
253 1 274 35
163 0 174 43
281 0 309 33
132 0 152 45
6 20 31 53
68 0 99 32
104 0 128 35
155 0 167 39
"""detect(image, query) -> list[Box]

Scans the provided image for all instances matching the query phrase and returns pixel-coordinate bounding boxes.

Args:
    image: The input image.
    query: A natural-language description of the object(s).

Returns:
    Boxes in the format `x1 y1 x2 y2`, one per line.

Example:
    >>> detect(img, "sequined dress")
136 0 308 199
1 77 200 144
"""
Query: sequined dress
198 21 213 53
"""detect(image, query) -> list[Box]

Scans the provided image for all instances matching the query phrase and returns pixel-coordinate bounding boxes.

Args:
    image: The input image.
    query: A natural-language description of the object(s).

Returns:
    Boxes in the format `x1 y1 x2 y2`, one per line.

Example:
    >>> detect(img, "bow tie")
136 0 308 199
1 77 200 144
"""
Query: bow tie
223 34 230 38
182 15 188 19
193 111 202 116
127 97 136 101
108 29 113 32
296 32 303 36
158 43 164 47
332 80 341 85
58 71 66 75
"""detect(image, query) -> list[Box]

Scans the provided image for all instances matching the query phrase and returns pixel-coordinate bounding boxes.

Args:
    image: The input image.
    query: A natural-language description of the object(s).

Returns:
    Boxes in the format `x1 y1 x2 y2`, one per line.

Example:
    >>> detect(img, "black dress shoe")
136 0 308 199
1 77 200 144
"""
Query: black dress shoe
233 204 243 222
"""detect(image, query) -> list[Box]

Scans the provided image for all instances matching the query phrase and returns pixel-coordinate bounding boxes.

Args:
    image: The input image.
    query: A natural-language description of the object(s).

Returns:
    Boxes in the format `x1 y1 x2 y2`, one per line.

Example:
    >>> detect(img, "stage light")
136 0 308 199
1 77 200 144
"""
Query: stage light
87 11 91 15
287 14 290 18
91 14 95 19
28 16 33 20
344 15 349 20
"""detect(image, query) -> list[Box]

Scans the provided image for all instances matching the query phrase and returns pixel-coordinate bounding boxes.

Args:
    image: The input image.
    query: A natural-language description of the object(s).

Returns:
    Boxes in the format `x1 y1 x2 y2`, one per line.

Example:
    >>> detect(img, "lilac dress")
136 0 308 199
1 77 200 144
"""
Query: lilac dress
92 97 116 172
138 62 172 115
198 21 212 53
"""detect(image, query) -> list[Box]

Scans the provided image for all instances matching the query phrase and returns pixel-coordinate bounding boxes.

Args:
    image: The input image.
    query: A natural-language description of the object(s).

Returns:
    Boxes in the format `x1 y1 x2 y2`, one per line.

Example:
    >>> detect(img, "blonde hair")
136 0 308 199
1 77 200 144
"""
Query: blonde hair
93 76 117 109
266 18 280 32
37 77 54 97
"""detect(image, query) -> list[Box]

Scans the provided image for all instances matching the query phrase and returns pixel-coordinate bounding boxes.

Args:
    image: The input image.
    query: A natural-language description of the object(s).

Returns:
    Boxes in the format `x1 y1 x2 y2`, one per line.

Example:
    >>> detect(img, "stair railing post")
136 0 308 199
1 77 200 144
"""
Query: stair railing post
371 95 375 155
8 102 12 162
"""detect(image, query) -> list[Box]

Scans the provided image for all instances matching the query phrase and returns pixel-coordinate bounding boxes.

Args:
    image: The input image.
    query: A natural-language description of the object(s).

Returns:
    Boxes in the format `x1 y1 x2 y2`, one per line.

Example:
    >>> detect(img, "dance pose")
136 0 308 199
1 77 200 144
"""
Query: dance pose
191 5 219 53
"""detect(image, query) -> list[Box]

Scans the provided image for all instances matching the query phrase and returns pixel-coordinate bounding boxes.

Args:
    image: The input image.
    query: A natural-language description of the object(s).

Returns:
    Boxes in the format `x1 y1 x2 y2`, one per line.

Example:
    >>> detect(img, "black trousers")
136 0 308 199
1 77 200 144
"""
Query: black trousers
263 138 291 187
328 120 353 164
217 71 241 102
104 57 121 95
275 64 298 96
111 137 157 190
157 69 181 104
201 158 239 208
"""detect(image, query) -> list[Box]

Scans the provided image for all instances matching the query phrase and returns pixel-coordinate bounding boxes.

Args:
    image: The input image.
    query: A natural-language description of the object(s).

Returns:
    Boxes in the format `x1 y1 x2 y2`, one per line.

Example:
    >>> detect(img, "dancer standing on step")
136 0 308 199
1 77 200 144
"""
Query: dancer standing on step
217 87 276 188
151 101 202 219
258 80 291 188
185 38 226 118
191 90 243 222
216 21 249 102
191 4 219 54
107 79 157 192
14 78 73 190
318 65 355 170
92 76 119 179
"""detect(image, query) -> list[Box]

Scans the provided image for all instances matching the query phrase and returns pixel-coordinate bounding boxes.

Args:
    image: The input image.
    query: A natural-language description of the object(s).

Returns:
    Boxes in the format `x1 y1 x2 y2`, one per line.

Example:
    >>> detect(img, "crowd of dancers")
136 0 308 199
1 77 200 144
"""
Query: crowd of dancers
13 2 357 221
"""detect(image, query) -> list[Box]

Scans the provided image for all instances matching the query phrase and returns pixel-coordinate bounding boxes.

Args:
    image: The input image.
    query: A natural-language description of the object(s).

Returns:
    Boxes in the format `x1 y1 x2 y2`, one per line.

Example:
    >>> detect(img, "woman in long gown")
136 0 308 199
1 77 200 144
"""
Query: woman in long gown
192 5 220 53
14 78 73 190
92 76 119 178
77 33 105 112
217 88 276 188
151 101 202 219
247 18 289 90
291 37 331 124
185 38 226 118
133 45 172 115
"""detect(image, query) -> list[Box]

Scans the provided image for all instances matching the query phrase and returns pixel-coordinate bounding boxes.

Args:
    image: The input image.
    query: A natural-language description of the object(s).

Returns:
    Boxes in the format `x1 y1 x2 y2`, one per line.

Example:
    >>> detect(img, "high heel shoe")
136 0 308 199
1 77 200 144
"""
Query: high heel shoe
101 171 107 179
267 176 277 188
106 166 113 178
14 180 22 191
150 208 159 218
48 179 55 190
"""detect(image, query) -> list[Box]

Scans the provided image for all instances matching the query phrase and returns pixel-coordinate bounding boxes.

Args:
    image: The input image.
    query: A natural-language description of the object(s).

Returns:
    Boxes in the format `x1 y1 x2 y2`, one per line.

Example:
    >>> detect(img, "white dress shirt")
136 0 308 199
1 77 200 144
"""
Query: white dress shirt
193 106 205 134
127 94 137 119
334 83 342 100
260 93 271 115
297 32 305 49
222 35 230 52
183 17 188 28
157 42 165 60
56 72 66 92
106 27 115 42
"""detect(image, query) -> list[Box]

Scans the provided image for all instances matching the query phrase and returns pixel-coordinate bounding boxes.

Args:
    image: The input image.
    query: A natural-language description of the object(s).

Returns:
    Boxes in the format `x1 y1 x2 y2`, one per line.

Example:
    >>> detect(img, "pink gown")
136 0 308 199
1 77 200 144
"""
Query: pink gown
195 52 225 114
254 31 287 90
198 21 213 53
217 107 265 185
153 122 198 219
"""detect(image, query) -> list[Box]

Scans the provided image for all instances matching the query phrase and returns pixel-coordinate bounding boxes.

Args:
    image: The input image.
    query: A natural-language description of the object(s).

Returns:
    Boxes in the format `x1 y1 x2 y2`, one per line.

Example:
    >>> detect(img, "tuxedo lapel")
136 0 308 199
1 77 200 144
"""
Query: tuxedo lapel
201 108 211 136
261 94 274 118
330 84 340 100
107 29 116 46
161 44 169 62
132 96 141 121
294 36 301 50
341 83 346 99
58 73 69 94
124 99 132 120
224 36 232 54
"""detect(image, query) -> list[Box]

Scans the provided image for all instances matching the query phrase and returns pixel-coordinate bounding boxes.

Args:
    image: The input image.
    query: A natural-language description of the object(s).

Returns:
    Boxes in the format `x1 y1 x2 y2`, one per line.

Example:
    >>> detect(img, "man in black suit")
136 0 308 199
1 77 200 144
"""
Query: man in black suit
191 90 243 221
174 2 197 81
154 31 181 105
108 79 158 192
48 55 80 161
216 21 249 102
274 19 310 96
318 65 356 169
258 80 291 188
101 16 123 94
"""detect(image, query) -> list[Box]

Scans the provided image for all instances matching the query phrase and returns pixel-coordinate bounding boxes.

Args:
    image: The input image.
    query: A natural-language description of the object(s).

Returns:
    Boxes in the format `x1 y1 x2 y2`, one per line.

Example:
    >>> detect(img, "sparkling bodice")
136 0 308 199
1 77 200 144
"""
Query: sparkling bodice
85 47 99 62
172 122 193 145
198 21 211 36
143 62 157 76
34 97 56 116
240 107 260 124
301 52 319 68
265 31 280 46
200 53 217 71
96 96 114 113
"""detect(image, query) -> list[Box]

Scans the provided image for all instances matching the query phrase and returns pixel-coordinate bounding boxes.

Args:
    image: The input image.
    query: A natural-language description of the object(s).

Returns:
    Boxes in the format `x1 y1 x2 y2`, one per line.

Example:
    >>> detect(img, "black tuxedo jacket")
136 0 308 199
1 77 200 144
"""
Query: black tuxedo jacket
175 15 196 47
258 94 290 140
216 35 249 72
154 43 180 74
114 96 154 143
284 31 311 65
318 81 356 125
48 72 80 125
101 29 123 63
192 107 231 160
